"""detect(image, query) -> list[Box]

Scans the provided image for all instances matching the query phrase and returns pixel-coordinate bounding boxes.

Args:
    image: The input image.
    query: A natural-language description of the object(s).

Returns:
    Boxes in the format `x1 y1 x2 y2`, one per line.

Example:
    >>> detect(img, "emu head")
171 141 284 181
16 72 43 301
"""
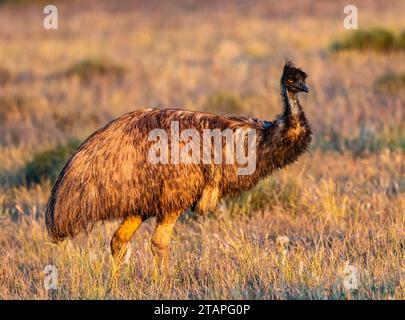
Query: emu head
281 60 309 93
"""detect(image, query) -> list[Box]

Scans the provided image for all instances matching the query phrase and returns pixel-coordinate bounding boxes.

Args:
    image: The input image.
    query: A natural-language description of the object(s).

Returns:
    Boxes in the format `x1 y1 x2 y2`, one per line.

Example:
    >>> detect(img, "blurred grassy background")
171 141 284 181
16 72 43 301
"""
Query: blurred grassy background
0 0 403 299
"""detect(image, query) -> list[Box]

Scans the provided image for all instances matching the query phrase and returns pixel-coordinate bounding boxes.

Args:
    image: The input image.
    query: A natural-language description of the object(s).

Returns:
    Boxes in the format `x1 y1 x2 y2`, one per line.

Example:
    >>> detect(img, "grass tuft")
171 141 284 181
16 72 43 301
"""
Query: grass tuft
0 66 12 86
59 57 126 82
374 72 405 94
223 178 302 217
332 28 405 52
203 92 245 115
24 139 81 185
313 126 405 157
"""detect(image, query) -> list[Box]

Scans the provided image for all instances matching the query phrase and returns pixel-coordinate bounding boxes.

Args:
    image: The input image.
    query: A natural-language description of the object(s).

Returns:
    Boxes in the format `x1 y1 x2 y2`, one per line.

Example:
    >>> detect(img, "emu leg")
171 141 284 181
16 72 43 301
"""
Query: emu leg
195 165 222 215
195 184 221 214
105 215 143 297
111 215 143 267
151 212 180 275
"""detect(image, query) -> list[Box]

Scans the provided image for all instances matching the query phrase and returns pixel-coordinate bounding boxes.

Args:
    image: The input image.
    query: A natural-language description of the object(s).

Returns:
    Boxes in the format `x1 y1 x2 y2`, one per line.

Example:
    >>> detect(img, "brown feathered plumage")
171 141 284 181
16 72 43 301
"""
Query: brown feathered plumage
45 61 312 269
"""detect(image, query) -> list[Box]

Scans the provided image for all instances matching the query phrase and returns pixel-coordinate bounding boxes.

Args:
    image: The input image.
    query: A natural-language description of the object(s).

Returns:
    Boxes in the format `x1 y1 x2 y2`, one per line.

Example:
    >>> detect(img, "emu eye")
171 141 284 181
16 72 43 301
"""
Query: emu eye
287 78 294 84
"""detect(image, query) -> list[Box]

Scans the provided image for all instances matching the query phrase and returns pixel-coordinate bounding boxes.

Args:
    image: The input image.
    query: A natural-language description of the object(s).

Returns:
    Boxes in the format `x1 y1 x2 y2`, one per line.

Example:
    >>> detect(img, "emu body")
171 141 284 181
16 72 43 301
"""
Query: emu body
46 61 312 270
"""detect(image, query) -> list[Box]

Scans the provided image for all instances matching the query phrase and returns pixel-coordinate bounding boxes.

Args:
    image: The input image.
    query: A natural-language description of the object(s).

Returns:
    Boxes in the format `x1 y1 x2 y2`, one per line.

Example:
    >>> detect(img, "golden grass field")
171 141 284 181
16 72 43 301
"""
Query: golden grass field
0 0 404 299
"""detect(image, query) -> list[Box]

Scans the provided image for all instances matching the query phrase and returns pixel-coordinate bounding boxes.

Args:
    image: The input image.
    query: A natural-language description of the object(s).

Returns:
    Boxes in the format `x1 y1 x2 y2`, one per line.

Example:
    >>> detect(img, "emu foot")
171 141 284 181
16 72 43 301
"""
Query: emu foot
105 243 132 298
151 250 171 282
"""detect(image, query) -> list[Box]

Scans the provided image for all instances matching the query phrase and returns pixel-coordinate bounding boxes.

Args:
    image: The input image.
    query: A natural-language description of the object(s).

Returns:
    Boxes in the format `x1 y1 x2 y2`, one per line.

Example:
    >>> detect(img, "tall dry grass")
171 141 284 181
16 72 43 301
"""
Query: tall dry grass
0 0 404 299
1 152 403 299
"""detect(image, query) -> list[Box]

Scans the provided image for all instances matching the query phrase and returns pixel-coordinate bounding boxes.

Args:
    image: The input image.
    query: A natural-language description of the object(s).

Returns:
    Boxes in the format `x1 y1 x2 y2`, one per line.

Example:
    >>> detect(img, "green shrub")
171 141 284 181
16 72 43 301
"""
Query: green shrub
379 126 405 151
312 129 343 153
332 28 405 52
204 91 245 115
52 109 112 133
24 139 81 185
345 127 383 157
374 72 405 94
345 126 405 156
313 126 405 157
61 57 126 81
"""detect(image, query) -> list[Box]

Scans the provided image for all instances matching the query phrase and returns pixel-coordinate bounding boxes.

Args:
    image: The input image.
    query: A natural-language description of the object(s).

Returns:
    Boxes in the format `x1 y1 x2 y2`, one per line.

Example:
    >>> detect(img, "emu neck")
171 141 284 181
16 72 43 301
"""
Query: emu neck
281 83 301 117
257 83 312 177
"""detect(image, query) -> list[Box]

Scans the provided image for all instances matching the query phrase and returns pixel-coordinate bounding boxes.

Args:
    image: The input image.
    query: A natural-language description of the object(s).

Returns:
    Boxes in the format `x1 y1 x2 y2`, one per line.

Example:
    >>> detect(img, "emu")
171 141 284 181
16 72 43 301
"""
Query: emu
46 60 312 272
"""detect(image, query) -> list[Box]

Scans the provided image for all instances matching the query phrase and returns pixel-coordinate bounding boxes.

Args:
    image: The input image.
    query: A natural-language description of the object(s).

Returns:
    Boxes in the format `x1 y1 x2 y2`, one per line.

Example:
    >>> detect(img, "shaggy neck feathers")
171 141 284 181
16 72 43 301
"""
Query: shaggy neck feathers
257 80 312 177
281 80 301 117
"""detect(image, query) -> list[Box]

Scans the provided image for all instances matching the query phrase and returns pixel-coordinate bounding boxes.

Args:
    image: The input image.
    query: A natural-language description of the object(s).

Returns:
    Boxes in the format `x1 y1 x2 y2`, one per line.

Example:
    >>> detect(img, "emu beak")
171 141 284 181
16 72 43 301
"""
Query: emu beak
299 83 309 93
